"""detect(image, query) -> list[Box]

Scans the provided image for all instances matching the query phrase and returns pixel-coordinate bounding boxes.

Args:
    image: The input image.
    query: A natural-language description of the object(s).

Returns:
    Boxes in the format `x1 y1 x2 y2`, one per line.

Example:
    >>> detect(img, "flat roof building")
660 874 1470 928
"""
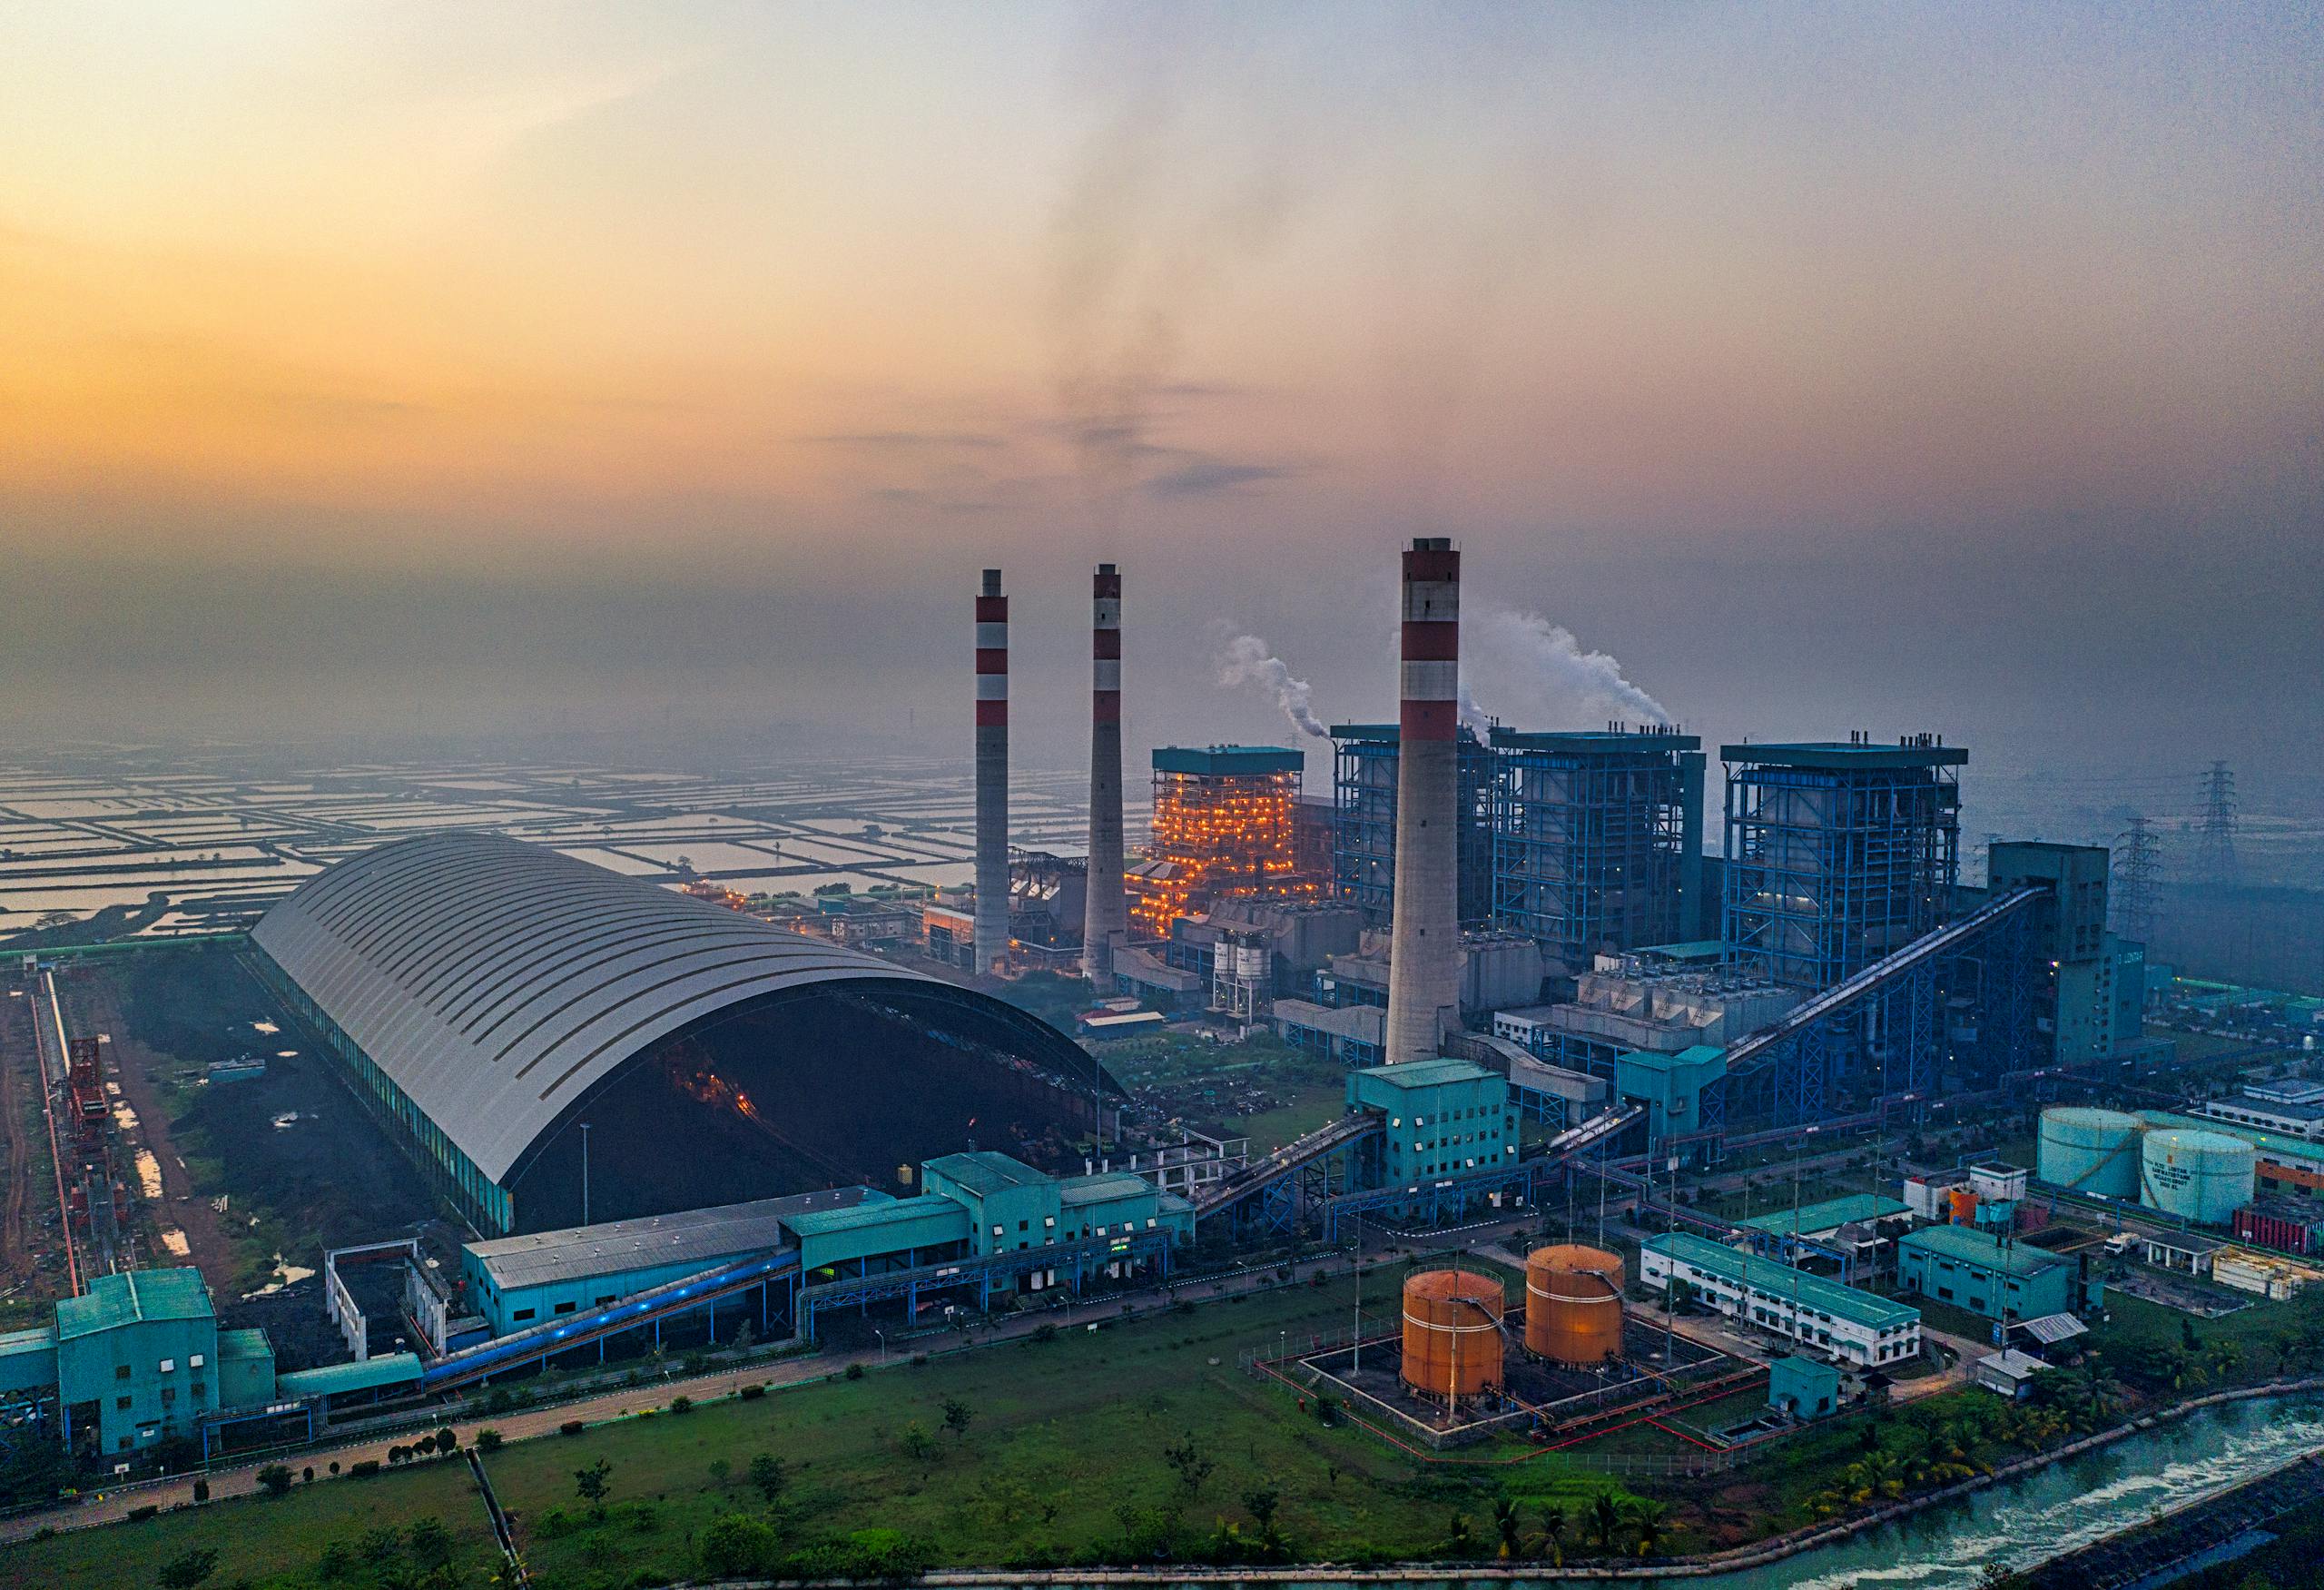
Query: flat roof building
1640 1232 1921 1368
1896 1225 2084 1323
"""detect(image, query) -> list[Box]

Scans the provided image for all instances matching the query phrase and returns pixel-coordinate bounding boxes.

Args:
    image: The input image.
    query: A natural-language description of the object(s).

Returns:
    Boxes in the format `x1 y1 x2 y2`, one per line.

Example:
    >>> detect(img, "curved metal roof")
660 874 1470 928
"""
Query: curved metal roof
252 831 1081 1186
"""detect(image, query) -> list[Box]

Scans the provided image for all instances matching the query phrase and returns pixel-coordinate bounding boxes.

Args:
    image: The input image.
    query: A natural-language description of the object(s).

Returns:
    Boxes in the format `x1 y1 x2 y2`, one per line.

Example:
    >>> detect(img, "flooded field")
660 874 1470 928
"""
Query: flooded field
0 753 1123 935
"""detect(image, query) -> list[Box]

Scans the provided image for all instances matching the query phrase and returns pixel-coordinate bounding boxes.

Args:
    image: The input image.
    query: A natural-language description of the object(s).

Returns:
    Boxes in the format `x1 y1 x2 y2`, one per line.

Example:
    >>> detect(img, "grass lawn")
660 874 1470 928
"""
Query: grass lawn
13 1275 1649 1586
2092 1289 2307 1368
6 1458 494 1589
1109 1032 1351 1152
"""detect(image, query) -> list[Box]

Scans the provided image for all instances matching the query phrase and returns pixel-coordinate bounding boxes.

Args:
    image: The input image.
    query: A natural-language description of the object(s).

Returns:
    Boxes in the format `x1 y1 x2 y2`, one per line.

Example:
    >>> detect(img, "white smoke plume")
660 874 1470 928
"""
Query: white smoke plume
1470 609 1669 728
1216 635 1328 738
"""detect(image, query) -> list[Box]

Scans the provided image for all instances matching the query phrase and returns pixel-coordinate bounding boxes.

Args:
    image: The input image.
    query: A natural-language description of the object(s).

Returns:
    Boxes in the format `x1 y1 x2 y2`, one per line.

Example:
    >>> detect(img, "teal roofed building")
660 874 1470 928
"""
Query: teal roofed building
1347 1058 1518 1185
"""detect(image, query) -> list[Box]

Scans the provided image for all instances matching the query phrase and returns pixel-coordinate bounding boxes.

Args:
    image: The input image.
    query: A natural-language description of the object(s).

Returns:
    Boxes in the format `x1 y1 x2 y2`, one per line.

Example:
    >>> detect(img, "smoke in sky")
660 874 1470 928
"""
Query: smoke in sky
1469 608 1669 728
1216 634 1327 738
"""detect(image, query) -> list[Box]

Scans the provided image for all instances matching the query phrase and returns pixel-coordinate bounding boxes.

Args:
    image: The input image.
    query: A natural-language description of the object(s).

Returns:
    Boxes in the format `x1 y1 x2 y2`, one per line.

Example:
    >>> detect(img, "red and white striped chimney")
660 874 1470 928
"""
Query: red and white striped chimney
973 569 1009 974
1384 537 1462 1066
1083 564 1128 983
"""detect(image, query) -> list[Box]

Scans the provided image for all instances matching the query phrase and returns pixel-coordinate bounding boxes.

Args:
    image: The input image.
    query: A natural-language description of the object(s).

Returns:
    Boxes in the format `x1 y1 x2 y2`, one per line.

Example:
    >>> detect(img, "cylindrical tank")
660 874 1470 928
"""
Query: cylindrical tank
1948 1187 1979 1226
2141 1130 2256 1224
2037 1107 2145 1199
1400 1269 1504 1398
1524 1246 1625 1367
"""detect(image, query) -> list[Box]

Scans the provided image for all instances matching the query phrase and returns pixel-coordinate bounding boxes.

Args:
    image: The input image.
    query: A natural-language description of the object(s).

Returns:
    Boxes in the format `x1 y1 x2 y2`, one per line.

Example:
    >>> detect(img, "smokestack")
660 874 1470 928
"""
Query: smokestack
1083 563 1128 983
1384 537 1462 1066
974 568 1009 975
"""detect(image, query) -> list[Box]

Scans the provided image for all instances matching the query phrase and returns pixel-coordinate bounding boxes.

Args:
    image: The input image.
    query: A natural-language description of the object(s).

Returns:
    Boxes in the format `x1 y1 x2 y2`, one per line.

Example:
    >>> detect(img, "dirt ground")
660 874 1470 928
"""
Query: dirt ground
0 982 64 1318
53 952 438 1344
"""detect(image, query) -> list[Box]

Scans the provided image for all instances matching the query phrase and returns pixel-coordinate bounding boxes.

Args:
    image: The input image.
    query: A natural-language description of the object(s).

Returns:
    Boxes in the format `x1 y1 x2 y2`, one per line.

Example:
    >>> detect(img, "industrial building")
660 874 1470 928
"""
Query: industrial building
1488 726 1708 974
1128 746 1324 939
1721 737 1965 992
1344 1057 1517 1184
462 1151 1194 1340
1895 1226 2087 1323
1331 723 1497 932
1496 948 1797 1081
251 832 1118 1235
1638 1233 1922 1368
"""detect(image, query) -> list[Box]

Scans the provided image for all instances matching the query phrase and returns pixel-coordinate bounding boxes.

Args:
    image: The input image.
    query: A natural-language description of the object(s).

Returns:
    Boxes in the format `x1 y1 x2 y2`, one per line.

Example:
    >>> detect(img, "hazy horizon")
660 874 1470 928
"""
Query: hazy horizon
3 4 2319 787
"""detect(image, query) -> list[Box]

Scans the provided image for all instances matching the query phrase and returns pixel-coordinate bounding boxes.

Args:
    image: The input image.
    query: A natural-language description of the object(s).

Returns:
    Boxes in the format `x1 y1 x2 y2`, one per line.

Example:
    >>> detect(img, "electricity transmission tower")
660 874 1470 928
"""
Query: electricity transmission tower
2112 815 2162 944
2192 761 2240 888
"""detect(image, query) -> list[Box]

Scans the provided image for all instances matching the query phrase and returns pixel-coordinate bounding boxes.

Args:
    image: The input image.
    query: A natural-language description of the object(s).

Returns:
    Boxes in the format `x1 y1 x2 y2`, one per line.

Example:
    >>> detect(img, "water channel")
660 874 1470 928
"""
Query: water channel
1272 1392 2324 1589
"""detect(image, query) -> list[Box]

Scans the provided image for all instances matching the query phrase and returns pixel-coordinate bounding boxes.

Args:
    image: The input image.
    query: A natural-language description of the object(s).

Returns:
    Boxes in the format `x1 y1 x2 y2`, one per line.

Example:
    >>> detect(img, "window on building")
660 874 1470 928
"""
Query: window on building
161 1388 175 1406
189 1354 205 1369
555 1301 576 1315
114 1365 130 1381
116 1396 133 1410
513 1308 537 1322
159 1358 174 1374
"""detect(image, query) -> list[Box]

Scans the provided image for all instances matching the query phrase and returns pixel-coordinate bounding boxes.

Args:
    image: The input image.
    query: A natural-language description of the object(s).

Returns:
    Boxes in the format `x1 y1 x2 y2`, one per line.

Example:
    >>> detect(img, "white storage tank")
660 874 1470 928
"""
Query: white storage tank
2036 1107 2144 1199
2140 1130 2256 1225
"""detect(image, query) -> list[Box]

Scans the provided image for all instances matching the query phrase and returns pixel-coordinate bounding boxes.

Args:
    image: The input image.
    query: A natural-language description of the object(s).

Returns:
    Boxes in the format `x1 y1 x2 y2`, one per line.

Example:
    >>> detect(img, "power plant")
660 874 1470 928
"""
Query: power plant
3 531 2280 1517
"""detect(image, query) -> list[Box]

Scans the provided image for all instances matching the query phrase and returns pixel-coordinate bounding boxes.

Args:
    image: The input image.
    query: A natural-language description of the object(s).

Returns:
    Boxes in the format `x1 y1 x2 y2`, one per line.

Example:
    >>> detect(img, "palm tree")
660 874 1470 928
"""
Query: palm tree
1492 1498 1521 1559
1587 1490 1624 1552
1539 1504 1568 1565
1627 1497 1669 1558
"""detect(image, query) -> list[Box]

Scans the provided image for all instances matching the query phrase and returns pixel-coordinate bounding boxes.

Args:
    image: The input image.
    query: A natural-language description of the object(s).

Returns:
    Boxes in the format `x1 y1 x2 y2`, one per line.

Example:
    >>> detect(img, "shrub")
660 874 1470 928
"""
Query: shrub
911 1351 930 1367
560 1419 586 1437
192 1478 211 1504
255 1464 294 1498
739 1382 766 1401
670 1395 693 1415
701 1513 779 1577
349 1460 380 1478
844 1362 865 1380
1031 1322 1059 1344
475 1427 504 1454
301 1467 313 1484
127 1505 159 1522
328 1460 340 1476
533 1506 576 1539
156 1546 219 1587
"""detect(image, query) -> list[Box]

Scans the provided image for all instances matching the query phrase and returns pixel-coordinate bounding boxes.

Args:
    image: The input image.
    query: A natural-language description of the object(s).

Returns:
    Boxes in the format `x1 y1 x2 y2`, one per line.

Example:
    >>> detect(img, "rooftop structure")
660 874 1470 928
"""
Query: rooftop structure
1738 1194 1911 1239
1721 736 1964 992
1488 726 1707 973
251 832 1114 1234
465 1188 882 1294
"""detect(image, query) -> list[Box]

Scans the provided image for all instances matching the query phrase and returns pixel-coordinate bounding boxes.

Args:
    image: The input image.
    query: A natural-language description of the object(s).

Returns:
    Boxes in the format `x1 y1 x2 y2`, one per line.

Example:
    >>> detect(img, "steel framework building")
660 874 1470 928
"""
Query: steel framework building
1490 727 1707 974
1721 738 1965 993
1129 746 1322 938
1330 724 1495 931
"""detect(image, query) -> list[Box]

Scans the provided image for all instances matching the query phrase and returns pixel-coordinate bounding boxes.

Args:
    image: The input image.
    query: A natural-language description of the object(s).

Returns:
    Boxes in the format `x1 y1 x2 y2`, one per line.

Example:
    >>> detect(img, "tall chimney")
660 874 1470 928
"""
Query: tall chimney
974 568 1009 975
1384 537 1462 1066
1083 563 1128 983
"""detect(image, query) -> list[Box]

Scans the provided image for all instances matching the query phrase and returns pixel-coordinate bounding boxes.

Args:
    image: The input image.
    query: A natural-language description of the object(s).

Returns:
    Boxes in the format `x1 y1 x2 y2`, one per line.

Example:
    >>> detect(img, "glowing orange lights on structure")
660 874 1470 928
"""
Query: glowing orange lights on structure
1129 764 1327 937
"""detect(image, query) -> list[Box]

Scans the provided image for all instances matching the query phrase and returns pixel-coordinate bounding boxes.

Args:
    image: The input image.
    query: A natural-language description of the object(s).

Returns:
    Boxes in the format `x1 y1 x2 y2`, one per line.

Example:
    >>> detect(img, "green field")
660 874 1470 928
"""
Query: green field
1108 1030 1350 1152
12 1274 1656 1586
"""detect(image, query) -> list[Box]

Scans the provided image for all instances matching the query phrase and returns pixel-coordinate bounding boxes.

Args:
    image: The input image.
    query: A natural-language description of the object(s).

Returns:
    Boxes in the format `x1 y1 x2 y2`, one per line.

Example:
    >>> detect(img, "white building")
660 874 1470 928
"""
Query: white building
1640 1234 1922 1369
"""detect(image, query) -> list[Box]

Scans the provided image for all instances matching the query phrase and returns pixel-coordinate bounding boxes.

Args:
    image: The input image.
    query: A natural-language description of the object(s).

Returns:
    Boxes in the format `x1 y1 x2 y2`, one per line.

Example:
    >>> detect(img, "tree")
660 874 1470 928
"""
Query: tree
357 1526 403 1566
157 1548 220 1589
749 1452 788 1503
574 1457 613 1519
1539 1504 1568 1565
1443 1511 1475 1558
1627 1497 1669 1558
1587 1490 1623 1552
255 1463 294 1498
433 1425 459 1457
1163 1437 1215 1495
1492 1497 1522 1559
1243 1484 1281 1546
191 1478 210 1505
701 1513 779 1577
899 1421 938 1463
942 1396 975 1440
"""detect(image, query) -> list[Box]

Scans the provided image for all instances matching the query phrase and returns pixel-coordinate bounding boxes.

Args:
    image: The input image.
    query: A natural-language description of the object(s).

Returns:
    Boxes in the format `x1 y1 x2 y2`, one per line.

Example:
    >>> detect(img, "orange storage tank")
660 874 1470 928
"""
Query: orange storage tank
1949 1188 1979 1226
1524 1245 1626 1367
1399 1269 1505 1399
